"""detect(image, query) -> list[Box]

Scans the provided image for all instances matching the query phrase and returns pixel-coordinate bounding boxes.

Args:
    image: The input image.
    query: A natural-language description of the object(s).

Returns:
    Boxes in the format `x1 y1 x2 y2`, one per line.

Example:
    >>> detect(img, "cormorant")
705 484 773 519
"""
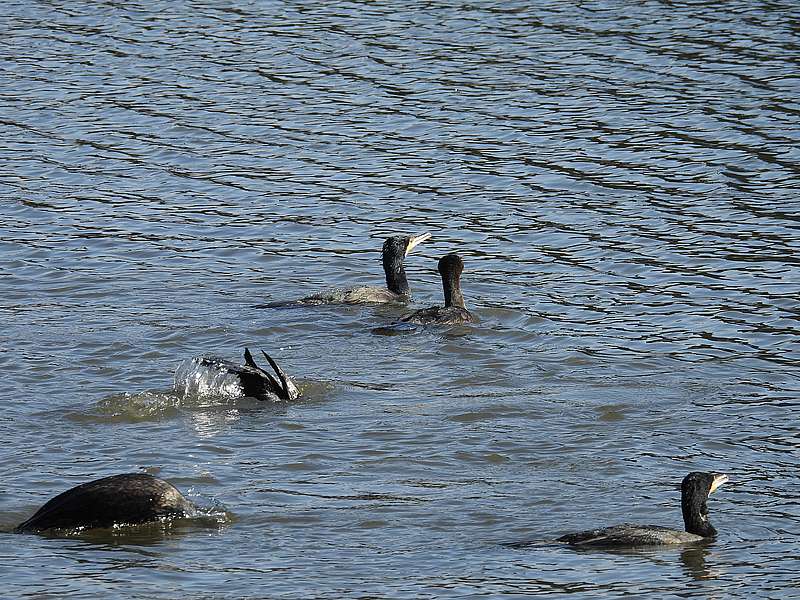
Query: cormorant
401 253 477 325
174 347 300 402
15 473 196 533
558 472 728 547
260 232 431 306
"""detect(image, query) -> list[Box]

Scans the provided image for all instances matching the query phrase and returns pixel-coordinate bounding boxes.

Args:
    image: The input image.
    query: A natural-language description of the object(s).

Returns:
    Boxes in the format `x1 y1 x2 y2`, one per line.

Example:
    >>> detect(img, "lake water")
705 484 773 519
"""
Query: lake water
2 0 799 597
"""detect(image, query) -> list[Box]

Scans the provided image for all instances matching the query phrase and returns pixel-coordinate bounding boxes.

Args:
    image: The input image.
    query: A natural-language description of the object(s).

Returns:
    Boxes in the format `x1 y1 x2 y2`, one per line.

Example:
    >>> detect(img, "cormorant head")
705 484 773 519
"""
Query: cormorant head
437 253 464 278
437 254 467 309
381 232 431 295
382 232 431 262
681 471 728 537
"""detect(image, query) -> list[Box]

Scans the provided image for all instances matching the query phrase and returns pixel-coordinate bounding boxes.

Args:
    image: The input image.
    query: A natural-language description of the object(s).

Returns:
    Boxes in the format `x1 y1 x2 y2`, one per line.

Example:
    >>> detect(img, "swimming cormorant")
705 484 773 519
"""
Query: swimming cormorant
261 233 431 306
401 253 477 325
15 473 196 533
558 472 728 547
174 347 300 402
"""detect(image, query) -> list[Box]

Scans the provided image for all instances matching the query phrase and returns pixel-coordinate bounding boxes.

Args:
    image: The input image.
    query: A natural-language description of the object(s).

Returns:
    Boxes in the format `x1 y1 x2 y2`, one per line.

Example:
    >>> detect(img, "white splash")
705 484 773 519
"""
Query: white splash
173 357 245 400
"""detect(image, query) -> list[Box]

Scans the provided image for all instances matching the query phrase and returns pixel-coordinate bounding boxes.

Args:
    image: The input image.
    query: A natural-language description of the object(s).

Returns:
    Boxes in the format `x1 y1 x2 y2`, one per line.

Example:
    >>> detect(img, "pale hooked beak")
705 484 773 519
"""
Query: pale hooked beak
710 473 729 494
405 232 432 256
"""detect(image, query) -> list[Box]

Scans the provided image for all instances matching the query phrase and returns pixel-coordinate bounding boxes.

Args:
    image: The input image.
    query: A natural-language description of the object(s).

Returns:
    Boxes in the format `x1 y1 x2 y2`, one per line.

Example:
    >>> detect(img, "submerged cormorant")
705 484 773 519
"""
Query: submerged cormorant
401 253 477 325
174 348 300 402
261 233 431 307
558 472 728 547
15 473 196 533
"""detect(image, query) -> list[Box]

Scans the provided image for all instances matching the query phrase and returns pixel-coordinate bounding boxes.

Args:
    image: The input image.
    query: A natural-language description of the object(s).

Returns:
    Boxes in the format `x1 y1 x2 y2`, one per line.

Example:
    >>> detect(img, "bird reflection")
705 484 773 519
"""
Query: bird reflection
680 542 722 580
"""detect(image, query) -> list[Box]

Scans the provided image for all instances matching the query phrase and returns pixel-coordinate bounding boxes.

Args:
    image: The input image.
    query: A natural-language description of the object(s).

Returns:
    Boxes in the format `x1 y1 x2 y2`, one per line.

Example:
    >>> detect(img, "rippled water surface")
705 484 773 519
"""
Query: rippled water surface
2 0 799 597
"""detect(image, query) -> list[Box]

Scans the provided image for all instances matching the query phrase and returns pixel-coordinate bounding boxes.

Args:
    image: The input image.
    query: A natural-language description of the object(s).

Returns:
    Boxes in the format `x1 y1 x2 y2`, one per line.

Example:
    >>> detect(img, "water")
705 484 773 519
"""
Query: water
1 0 799 597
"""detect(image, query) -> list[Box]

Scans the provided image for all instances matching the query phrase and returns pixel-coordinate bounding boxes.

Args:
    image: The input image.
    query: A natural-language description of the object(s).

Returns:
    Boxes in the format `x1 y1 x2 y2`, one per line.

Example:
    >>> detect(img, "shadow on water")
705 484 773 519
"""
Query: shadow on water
61 390 292 424
504 537 720 580
8 512 234 546
65 391 186 424
62 379 334 425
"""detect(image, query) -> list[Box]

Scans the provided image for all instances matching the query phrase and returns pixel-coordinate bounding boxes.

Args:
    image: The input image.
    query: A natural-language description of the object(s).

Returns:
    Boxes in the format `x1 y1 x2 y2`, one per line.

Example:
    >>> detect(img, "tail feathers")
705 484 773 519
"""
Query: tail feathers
243 348 258 368
243 347 282 393
242 347 300 401
260 350 300 400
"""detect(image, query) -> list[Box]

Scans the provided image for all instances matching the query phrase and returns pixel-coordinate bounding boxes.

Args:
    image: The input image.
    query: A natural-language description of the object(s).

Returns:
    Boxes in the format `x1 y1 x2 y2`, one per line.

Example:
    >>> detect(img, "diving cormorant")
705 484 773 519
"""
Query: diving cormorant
174 347 300 402
15 473 196 533
558 472 729 547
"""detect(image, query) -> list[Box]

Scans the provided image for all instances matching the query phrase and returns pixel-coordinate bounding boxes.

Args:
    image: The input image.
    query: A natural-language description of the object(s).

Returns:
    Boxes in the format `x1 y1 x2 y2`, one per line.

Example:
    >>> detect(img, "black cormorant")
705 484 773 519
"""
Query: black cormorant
261 232 431 306
15 473 196 533
558 472 728 547
174 348 300 402
401 253 477 325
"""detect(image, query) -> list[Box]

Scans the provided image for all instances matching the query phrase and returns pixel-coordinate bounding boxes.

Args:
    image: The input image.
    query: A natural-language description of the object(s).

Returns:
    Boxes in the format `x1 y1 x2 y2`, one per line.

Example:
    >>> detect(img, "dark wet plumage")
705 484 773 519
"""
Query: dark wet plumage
15 473 195 533
401 253 477 325
178 348 300 402
259 233 431 307
558 472 728 547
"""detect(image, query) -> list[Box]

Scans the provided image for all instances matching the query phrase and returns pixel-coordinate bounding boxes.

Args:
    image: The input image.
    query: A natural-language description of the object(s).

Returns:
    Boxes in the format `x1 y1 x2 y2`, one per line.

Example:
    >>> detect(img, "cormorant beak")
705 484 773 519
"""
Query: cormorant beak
709 473 729 494
405 232 432 256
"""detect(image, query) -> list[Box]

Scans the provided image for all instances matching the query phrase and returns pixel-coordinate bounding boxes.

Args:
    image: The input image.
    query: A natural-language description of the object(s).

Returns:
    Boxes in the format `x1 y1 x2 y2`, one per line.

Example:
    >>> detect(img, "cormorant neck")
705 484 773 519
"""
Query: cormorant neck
682 491 717 537
442 272 465 309
384 255 410 296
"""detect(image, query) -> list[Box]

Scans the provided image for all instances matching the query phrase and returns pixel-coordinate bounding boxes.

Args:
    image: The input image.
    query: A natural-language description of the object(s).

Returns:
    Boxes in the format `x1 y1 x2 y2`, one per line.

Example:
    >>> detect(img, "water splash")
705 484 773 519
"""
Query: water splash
173 357 246 401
